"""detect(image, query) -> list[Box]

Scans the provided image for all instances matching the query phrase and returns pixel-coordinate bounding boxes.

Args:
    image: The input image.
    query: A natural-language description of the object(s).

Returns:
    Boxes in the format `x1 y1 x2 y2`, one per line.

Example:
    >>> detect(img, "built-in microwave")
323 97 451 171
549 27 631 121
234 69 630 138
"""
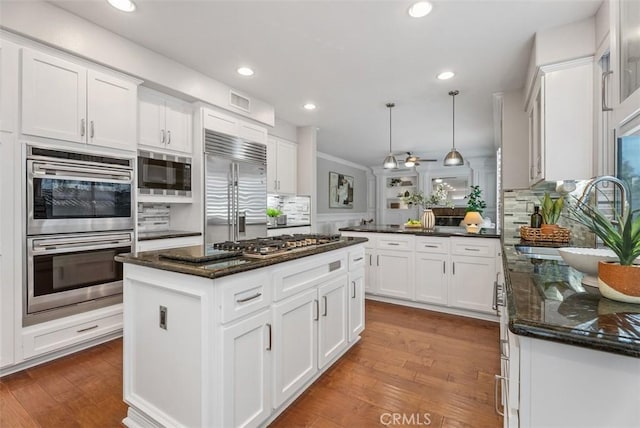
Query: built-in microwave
138 150 192 197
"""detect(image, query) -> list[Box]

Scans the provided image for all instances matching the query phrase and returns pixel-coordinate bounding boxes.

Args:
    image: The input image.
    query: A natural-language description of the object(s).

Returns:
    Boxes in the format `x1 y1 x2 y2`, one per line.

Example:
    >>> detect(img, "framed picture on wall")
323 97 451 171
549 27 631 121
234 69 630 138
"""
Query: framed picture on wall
329 171 354 208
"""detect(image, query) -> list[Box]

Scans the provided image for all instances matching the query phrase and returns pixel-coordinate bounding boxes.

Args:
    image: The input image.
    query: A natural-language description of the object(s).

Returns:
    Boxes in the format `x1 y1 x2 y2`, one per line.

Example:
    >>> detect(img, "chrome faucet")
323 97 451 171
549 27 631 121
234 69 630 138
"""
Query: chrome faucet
578 176 629 219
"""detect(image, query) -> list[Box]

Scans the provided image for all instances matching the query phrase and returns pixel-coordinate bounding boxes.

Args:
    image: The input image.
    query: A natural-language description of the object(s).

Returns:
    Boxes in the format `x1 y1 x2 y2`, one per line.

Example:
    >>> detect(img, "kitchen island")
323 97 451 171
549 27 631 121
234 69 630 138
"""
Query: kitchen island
499 243 640 428
115 237 366 428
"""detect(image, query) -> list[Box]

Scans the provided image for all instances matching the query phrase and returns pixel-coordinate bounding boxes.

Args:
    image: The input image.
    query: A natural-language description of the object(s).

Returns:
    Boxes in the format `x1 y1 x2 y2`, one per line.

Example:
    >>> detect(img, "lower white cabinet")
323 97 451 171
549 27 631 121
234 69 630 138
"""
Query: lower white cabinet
318 276 348 368
348 269 365 342
449 255 497 313
272 288 318 409
376 249 414 299
222 309 272 428
414 252 449 305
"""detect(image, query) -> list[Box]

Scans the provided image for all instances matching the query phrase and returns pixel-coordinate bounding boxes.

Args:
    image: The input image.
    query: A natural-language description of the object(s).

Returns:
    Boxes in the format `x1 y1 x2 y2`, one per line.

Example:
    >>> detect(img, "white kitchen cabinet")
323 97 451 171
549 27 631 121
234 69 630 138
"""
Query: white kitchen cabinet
21 48 138 151
0 40 18 133
317 276 348 369
348 269 365 342
266 136 297 194
414 247 449 306
272 288 318 409
527 58 594 185
449 255 496 313
376 249 414 300
364 246 376 294
202 107 267 145
221 309 272 428
238 120 268 145
136 235 202 252
139 87 192 154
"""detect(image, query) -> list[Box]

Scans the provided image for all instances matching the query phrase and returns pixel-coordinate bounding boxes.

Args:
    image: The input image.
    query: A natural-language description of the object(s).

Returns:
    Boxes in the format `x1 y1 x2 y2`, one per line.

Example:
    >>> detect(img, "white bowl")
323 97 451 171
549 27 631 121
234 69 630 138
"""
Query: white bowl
558 247 619 287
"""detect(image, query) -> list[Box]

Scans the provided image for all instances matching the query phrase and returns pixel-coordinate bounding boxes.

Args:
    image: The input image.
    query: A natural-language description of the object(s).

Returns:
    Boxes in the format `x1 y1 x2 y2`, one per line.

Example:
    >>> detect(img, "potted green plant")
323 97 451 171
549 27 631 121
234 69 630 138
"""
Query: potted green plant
463 185 486 233
566 198 640 303
266 207 282 226
540 192 564 234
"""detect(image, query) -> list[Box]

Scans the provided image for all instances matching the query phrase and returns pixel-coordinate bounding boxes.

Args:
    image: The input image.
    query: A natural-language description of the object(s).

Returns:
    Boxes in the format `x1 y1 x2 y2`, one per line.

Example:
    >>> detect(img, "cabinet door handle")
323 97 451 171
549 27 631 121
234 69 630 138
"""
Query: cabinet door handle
236 292 262 303
266 323 272 351
452 262 455 275
443 261 446 274
602 70 613 112
377 255 380 266
369 254 372 266
90 120 95 138
493 281 498 311
352 280 356 298
314 299 319 321
494 375 506 416
323 296 328 316
161 129 166 143
77 324 98 333
167 130 171 144
80 119 86 137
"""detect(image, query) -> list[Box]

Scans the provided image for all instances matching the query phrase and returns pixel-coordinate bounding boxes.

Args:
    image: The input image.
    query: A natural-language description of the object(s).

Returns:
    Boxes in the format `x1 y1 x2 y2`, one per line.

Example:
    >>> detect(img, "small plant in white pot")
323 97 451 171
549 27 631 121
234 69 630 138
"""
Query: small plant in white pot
567 198 640 303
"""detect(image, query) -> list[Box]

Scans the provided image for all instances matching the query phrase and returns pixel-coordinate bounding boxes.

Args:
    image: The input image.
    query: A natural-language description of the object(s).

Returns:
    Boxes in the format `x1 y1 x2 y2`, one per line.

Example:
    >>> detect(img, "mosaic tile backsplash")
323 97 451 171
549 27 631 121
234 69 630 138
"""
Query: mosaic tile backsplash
267 194 311 225
503 182 595 247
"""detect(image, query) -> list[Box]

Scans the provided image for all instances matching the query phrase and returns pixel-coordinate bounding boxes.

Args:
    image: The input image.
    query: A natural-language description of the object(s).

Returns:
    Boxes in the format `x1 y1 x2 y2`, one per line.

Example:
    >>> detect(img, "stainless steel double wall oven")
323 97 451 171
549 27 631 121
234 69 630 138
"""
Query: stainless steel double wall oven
25 145 134 325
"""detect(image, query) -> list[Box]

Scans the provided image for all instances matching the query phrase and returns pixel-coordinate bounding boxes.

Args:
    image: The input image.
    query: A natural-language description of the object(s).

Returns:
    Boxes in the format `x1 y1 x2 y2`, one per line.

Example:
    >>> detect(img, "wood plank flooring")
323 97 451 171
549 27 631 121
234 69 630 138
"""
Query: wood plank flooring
0 300 501 427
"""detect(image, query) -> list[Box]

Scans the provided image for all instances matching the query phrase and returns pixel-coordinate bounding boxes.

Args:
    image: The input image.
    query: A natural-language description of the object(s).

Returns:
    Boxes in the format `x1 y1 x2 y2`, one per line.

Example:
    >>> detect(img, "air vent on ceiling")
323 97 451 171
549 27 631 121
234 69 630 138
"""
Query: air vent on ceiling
230 91 251 112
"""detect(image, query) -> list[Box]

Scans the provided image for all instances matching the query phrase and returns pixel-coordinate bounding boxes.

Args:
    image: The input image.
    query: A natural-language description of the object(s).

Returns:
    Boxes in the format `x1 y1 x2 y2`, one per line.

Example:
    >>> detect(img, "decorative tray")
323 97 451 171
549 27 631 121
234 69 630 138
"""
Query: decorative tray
520 226 570 243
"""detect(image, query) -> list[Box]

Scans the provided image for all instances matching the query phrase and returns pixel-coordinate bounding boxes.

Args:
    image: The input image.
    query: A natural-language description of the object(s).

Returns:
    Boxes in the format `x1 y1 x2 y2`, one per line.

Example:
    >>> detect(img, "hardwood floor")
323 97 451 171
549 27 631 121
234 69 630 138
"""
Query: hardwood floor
0 301 501 427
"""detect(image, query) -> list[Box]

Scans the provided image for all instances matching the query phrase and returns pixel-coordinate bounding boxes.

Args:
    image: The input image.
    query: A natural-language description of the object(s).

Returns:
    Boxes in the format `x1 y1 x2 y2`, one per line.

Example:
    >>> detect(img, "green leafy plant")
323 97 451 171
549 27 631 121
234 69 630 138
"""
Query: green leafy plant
465 185 486 214
567 199 640 266
402 184 453 209
266 207 282 218
540 192 564 225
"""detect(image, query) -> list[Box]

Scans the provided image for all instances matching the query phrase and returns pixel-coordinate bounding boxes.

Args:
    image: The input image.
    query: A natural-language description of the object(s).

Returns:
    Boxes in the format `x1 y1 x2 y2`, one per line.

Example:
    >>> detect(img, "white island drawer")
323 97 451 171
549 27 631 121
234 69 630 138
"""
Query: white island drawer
219 270 272 323
376 235 413 251
415 237 450 254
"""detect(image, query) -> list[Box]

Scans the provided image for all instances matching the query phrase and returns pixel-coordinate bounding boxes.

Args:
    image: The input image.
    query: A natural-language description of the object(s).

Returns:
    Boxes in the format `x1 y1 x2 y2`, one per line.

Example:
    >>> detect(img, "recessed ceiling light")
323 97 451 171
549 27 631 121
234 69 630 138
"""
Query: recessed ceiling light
435 178 442 183
107 0 136 12
303 103 317 111
408 1 433 18
437 71 455 80
237 67 254 77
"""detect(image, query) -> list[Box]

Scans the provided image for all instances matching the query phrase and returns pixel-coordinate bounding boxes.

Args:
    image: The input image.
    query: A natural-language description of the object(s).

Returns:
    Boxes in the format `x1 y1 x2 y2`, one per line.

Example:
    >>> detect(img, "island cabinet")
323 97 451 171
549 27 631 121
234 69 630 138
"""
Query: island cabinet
121 243 364 428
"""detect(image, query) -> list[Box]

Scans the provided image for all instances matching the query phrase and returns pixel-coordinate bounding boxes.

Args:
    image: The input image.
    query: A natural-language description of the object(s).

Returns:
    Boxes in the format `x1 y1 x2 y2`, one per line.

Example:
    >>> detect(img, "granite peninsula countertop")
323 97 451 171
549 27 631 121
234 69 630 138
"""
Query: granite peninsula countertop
503 243 640 358
116 237 367 279
340 224 500 238
137 230 202 241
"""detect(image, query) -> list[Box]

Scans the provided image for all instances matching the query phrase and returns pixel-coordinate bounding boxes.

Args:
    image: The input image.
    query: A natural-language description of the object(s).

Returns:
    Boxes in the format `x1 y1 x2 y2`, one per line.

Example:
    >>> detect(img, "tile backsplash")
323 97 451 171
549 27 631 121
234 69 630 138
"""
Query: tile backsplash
267 194 311 225
503 182 595 247
137 203 171 232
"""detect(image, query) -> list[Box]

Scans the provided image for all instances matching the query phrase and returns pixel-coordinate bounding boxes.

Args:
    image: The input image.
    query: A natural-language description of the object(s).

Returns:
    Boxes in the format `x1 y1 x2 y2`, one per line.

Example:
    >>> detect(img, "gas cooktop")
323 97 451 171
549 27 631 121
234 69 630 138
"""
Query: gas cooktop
212 234 342 258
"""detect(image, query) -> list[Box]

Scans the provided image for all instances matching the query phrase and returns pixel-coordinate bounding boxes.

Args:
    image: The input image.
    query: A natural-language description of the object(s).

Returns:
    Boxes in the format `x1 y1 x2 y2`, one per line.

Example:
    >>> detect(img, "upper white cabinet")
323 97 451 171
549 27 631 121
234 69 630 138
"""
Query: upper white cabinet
139 87 192 154
527 58 594 185
266 136 297 195
202 107 267 145
21 48 138 151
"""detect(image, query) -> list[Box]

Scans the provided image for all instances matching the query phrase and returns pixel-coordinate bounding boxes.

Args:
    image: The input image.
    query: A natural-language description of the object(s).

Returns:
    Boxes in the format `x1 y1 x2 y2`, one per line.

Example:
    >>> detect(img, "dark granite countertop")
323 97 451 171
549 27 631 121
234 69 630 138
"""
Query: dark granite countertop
267 223 311 230
503 244 640 358
116 237 367 279
137 230 202 241
340 224 500 239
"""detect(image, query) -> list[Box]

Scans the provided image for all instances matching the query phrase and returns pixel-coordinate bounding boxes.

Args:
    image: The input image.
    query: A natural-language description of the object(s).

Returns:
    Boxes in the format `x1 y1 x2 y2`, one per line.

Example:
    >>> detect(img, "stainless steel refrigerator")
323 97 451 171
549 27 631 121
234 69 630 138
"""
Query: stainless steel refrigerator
204 130 267 243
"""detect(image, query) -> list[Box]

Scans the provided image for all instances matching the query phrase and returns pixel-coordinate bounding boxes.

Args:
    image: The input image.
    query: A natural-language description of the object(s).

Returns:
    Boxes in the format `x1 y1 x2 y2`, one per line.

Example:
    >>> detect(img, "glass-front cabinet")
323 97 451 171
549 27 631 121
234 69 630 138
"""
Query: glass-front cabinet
611 0 640 126
377 171 419 225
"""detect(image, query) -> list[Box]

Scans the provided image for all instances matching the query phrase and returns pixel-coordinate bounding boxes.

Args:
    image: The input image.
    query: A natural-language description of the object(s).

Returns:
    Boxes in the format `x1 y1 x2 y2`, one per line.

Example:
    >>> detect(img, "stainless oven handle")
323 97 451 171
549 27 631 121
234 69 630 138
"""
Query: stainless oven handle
32 173 133 185
33 239 132 252
32 163 133 182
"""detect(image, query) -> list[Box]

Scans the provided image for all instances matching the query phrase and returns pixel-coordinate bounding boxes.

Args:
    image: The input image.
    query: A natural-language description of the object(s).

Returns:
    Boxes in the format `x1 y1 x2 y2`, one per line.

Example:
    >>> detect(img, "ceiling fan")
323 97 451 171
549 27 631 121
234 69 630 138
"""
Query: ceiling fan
402 152 438 167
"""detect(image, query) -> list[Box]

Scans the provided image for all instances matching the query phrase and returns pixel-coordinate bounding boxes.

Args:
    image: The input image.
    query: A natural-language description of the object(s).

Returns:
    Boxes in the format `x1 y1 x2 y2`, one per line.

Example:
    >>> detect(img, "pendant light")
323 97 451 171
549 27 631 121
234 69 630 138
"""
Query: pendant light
443 90 464 166
383 102 398 169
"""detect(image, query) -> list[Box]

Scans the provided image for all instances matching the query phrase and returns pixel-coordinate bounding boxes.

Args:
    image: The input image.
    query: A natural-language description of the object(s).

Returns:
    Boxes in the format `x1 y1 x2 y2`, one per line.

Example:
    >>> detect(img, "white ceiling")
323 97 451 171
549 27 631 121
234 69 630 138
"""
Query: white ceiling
49 0 601 167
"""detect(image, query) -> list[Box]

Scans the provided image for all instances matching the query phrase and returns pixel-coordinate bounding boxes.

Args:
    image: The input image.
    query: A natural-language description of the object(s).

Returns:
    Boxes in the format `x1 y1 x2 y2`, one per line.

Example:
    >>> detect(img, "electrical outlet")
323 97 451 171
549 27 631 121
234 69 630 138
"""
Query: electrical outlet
159 306 167 330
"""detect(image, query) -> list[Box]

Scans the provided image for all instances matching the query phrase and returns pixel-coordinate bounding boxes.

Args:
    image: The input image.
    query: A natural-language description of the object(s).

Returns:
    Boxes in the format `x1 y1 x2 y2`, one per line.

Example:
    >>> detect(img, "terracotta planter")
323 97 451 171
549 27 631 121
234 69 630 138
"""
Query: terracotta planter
598 261 640 304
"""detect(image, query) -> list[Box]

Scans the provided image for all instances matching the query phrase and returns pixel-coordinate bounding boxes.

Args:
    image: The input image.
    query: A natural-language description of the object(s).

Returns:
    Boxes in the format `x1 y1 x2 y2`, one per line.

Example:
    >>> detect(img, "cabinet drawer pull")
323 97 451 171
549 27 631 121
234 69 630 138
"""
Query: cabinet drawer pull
236 292 262 303
386 242 400 246
494 375 506 416
352 280 356 299
353 256 363 262
266 323 272 351
77 324 98 333
322 296 328 316
464 247 480 252
423 244 438 248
